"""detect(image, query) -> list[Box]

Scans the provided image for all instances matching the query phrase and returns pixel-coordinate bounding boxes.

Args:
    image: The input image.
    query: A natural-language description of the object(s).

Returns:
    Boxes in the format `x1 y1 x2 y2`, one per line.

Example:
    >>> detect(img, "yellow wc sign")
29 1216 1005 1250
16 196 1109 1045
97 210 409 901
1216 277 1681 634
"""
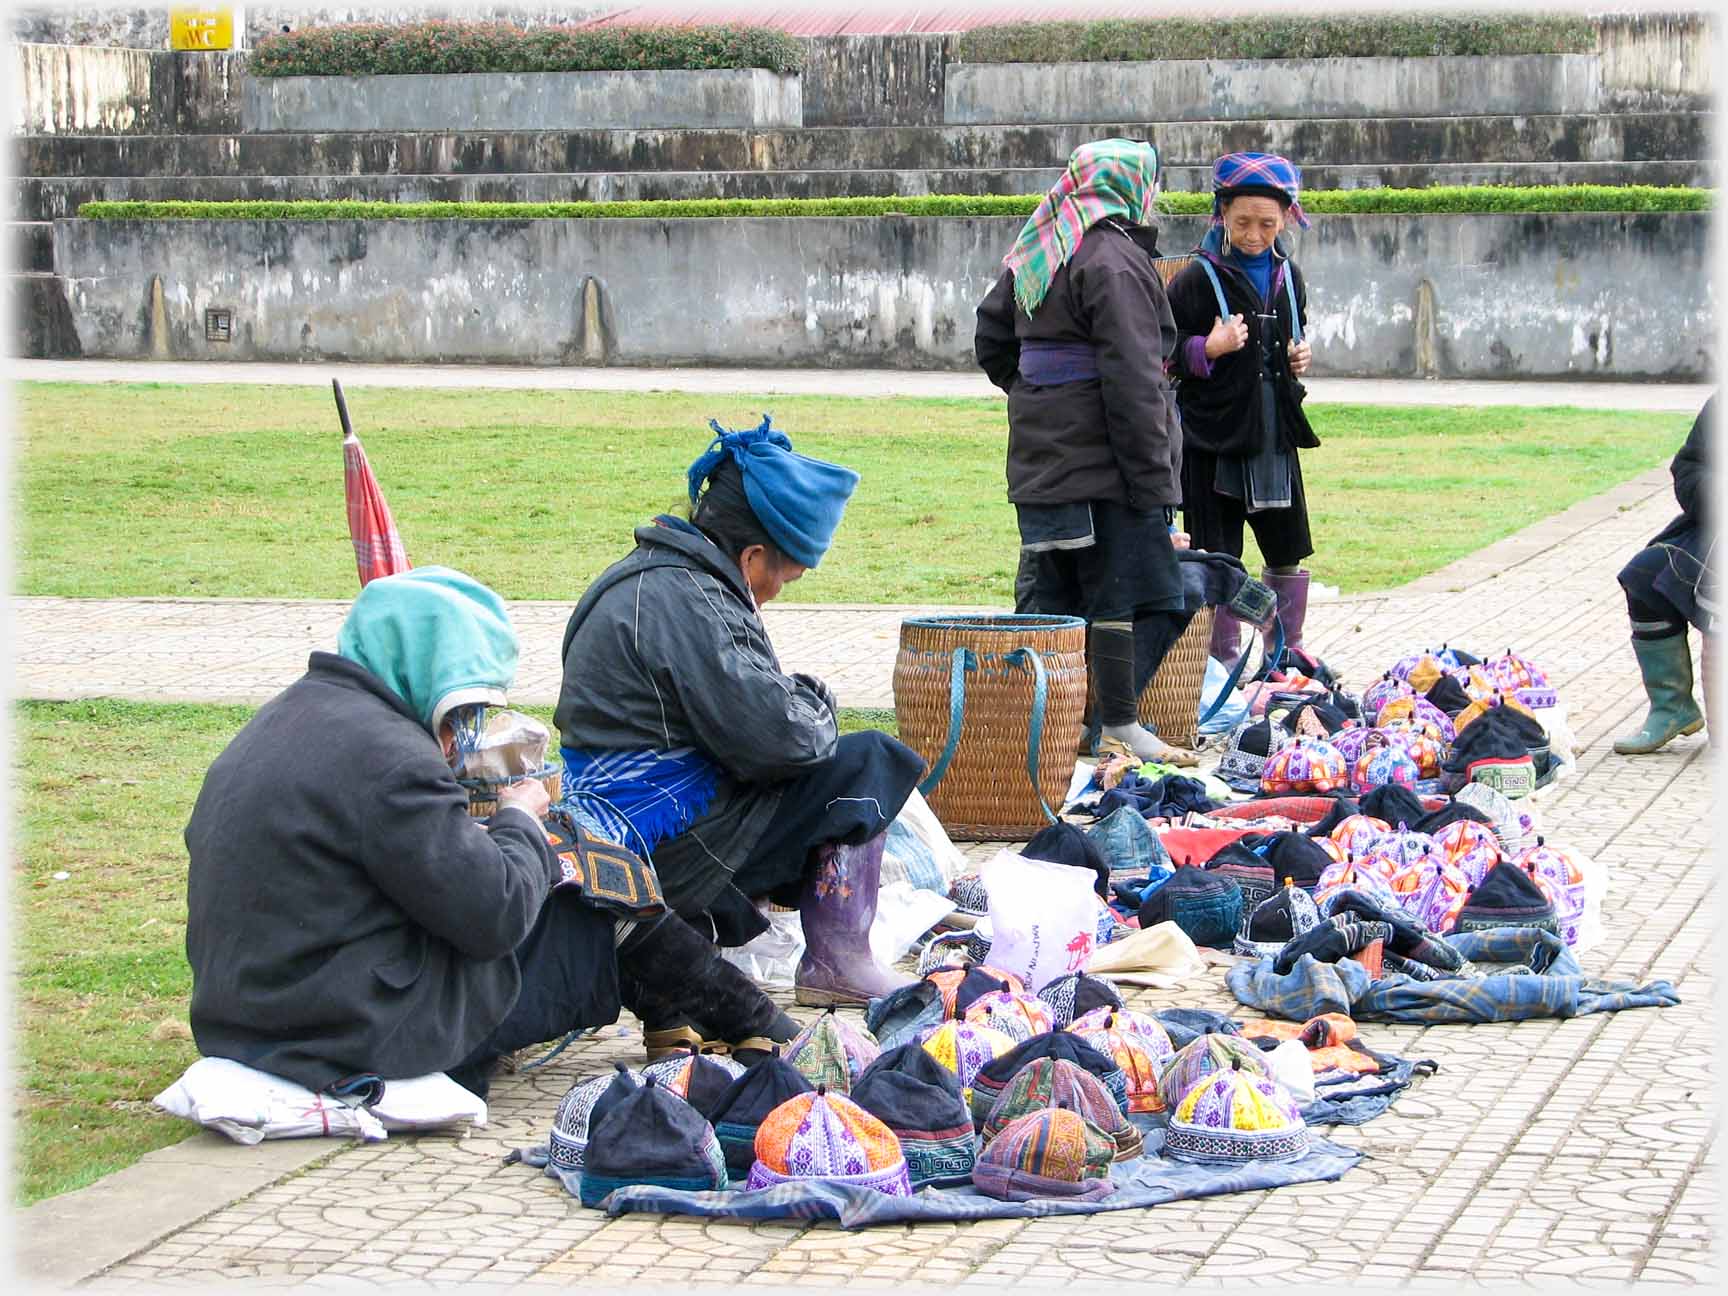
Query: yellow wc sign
170 7 236 51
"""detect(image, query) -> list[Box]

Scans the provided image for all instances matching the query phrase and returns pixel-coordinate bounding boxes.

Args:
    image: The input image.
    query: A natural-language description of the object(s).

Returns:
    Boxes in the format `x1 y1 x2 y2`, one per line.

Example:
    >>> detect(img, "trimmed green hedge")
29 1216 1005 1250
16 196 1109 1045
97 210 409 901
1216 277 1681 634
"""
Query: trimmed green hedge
79 187 1713 223
954 15 1598 63
247 21 805 77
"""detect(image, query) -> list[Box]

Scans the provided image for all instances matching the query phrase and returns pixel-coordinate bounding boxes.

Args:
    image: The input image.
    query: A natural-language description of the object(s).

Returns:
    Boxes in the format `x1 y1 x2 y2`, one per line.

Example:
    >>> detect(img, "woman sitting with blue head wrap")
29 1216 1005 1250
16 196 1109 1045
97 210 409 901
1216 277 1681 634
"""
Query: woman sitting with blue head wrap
556 417 926 1048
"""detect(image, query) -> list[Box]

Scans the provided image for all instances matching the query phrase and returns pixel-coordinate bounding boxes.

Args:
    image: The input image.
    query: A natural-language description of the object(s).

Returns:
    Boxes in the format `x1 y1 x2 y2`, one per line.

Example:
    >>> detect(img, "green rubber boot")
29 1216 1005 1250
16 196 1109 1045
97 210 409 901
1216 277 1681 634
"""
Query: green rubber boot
1613 634 1704 755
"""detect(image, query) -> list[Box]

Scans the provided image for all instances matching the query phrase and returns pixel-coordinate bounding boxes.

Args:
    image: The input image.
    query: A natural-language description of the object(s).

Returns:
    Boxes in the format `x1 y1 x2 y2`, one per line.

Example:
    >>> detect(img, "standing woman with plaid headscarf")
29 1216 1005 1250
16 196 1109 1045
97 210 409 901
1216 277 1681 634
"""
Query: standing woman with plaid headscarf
1167 152 1320 669
975 138 1195 766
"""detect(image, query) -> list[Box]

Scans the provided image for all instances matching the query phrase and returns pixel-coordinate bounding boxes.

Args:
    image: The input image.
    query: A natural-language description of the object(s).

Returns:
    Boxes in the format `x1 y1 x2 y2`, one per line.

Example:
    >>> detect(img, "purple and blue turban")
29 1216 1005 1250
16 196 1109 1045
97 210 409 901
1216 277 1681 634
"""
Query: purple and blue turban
1211 152 1310 229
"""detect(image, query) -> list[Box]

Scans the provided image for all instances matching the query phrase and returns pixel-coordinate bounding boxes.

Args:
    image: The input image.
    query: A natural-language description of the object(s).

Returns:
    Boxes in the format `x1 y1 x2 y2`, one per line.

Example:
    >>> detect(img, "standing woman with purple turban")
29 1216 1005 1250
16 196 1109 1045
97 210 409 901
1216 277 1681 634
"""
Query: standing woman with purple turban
974 137 1195 766
1167 152 1319 668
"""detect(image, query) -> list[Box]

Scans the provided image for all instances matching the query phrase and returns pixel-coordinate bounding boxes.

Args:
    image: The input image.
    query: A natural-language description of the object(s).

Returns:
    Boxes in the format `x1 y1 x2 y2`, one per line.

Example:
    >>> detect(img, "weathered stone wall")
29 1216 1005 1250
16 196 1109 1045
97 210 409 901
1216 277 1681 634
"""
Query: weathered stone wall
9 41 173 134
9 4 603 49
50 213 1714 380
244 68 803 133
800 34 951 127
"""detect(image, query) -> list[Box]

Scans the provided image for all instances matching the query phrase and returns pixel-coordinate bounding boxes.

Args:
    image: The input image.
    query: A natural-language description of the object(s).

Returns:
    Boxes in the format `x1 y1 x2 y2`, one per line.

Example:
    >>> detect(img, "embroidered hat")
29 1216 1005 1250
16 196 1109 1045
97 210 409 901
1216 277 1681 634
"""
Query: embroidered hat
641 1048 747 1119
1384 847 1474 934
947 873 990 917
1315 835 1348 867
705 1048 816 1176
1363 673 1415 723
1434 644 1481 670
924 964 1028 1019
1157 1031 1274 1112
1423 671 1474 716
919 1018 1018 1102
1263 831 1333 890
1328 723 1375 768
1211 151 1310 228
1166 1058 1309 1166
980 1057 1142 1161
549 1064 642 1174
1302 796 1363 840
865 978 946 1052
1137 864 1244 949
579 1072 728 1208
1363 822 1440 869
1483 648 1558 709
1417 798 1495 836
1206 841 1277 924
1513 838 1587 944
1350 736 1421 796
964 989 1056 1044
1445 859 1559 936
1449 729 1538 801
917 931 994 976
1260 737 1350 795
1064 1007 1176 1114
1036 971 1127 1028
1313 856 1403 913
1454 690 1540 739
784 1008 881 1094
1432 819 1505 887
1376 695 1457 744
973 1105 1118 1202
1216 715 1293 794
1284 697 1352 739
1328 813 1392 858
746 1085 912 1197
969 1031 1129 1130
1357 784 1429 832
1233 882 1323 959
1376 724 1445 784
1449 664 1500 704
850 1043 977 1189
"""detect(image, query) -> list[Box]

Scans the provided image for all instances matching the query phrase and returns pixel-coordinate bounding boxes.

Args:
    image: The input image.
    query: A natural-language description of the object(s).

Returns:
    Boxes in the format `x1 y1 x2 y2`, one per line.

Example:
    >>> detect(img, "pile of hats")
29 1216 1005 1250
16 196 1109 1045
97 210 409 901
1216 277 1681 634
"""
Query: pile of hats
1216 642 1564 805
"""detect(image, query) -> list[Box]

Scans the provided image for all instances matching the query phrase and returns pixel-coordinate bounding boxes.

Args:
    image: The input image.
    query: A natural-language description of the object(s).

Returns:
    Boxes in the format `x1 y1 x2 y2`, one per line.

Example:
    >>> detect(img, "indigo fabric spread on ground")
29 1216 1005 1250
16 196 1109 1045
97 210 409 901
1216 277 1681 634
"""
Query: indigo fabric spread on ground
599 1121 1359 1226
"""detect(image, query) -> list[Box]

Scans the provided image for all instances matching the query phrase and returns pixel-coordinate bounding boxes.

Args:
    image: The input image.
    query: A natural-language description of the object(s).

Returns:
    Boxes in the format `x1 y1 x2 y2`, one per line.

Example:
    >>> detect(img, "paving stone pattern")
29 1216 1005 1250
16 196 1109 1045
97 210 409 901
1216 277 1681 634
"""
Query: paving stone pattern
15 467 1717 1288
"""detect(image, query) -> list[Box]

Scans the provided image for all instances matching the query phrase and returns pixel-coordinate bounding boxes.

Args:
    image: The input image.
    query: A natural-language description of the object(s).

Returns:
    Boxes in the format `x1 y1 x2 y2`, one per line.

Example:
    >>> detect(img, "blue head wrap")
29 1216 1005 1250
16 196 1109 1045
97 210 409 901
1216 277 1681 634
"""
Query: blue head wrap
686 416 860 569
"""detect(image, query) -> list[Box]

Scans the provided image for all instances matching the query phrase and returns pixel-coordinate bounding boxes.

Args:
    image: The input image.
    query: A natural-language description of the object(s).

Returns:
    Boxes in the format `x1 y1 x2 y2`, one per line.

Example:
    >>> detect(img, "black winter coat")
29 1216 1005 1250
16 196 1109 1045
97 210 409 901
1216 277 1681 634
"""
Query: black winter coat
974 219 1183 510
184 652 563 1092
1166 234 1318 459
1648 395 1715 626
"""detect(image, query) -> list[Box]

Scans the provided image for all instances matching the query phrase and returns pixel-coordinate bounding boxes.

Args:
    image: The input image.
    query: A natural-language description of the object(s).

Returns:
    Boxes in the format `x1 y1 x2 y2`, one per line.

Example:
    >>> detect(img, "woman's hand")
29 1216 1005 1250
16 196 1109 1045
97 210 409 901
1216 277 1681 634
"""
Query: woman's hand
497 777 552 833
1171 531 1192 550
1204 314 1249 360
1288 338 1313 376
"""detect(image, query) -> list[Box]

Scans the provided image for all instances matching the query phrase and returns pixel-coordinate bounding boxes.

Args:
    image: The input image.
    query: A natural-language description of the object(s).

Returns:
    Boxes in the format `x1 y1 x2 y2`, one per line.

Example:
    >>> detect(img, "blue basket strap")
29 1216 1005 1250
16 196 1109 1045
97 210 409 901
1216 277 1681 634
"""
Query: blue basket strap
1197 257 1230 321
916 647 974 797
1283 261 1303 344
1197 613 1284 728
1005 646 1059 825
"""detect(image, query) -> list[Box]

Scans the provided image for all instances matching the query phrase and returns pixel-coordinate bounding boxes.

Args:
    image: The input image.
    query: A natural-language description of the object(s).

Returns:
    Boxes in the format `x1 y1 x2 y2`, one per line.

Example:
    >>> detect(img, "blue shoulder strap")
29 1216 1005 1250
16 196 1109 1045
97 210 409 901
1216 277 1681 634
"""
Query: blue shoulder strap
1199 253 1304 344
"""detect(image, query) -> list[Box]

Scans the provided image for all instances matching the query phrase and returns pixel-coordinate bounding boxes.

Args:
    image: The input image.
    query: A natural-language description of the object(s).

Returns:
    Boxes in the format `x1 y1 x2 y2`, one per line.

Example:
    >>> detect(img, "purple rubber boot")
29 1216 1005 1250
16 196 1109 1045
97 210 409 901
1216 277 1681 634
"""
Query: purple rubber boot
793 831 915 1008
1263 569 1311 654
1209 608 1245 666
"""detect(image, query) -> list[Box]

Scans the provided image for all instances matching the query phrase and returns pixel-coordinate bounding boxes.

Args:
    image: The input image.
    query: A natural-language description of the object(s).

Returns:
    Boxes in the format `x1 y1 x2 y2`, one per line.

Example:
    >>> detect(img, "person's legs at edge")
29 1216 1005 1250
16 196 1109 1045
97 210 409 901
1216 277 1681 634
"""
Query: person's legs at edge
1613 545 1704 755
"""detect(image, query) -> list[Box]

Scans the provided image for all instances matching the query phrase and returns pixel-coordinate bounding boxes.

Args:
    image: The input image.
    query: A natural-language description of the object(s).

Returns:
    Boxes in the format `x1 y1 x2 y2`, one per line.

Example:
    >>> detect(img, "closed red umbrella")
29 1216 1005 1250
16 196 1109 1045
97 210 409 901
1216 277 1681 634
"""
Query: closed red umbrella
333 379 411 587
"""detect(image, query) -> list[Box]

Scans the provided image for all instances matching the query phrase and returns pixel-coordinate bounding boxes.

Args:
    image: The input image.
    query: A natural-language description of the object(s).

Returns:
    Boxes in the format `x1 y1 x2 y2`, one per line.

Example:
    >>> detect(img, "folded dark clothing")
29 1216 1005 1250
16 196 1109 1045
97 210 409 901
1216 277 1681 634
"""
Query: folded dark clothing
1153 1008 1242 1050
1096 773 1217 821
1178 549 1251 613
1272 918 1393 975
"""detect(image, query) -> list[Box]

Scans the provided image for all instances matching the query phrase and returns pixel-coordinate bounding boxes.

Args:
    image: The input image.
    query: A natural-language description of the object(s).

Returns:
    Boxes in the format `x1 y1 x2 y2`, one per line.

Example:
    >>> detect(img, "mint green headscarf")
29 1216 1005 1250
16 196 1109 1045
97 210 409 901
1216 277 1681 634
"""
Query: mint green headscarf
336 566 517 733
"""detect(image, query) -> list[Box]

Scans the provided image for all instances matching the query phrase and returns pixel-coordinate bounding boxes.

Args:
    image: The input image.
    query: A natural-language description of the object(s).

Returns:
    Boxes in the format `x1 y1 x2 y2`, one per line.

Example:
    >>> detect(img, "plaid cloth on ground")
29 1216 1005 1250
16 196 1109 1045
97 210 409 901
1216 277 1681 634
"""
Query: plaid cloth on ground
1226 927 1680 1025
1001 138 1161 317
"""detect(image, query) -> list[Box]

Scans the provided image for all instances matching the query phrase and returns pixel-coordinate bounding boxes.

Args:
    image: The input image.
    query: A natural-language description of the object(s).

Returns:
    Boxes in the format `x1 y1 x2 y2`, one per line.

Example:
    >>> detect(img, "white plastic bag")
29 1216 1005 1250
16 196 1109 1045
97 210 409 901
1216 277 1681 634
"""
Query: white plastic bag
1265 1039 1317 1104
869 880 958 969
154 1057 387 1145
370 1073 489 1132
979 849 1100 992
880 790 967 894
719 904 806 989
1568 846 1609 956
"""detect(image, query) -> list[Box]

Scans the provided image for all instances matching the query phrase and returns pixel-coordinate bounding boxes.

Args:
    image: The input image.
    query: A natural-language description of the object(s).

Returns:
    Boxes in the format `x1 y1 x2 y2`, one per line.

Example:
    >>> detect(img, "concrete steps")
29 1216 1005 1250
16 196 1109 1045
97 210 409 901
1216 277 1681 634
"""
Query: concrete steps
6 272 80 357
18 112 1709 180
17 159 1713 221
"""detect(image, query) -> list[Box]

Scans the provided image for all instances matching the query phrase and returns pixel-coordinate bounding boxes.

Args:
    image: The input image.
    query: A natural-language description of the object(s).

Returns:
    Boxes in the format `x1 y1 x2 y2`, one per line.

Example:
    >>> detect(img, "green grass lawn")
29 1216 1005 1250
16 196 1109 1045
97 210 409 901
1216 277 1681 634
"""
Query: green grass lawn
14 382 1688 601
8 699 895 1207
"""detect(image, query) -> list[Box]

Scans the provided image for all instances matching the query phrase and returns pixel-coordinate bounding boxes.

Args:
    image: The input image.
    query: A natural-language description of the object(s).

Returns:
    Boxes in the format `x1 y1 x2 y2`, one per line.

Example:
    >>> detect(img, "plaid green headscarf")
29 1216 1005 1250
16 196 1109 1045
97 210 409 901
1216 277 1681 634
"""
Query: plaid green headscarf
1002 138 1161 318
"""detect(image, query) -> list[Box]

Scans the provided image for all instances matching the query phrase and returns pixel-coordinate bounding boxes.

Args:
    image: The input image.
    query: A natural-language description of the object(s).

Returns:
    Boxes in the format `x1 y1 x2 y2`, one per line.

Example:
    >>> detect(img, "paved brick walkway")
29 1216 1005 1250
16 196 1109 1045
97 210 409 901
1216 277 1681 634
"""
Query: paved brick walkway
13 467 1717 1288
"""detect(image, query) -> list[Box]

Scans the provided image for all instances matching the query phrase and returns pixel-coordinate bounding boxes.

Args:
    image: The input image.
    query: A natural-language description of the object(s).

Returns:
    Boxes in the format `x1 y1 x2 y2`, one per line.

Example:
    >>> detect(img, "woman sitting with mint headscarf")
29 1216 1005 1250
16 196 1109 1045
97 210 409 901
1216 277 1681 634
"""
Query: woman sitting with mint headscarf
1166 151 1319 671
185 566 793 1099
974 137 1195 766
555 419 926 1034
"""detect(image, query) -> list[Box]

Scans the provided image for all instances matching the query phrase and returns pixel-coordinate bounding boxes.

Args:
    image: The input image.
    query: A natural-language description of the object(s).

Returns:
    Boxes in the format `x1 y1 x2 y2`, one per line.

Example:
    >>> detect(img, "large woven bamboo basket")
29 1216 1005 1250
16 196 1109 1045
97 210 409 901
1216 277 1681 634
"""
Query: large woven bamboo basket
1151 254 1194 288
893 614 1088 841
1138 606 1216 750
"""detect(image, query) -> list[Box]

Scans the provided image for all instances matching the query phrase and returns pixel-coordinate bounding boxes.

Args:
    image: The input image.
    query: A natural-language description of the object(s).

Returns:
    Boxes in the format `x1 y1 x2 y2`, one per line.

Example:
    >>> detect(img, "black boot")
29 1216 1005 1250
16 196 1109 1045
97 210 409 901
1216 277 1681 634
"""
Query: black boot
617 914 798 1064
